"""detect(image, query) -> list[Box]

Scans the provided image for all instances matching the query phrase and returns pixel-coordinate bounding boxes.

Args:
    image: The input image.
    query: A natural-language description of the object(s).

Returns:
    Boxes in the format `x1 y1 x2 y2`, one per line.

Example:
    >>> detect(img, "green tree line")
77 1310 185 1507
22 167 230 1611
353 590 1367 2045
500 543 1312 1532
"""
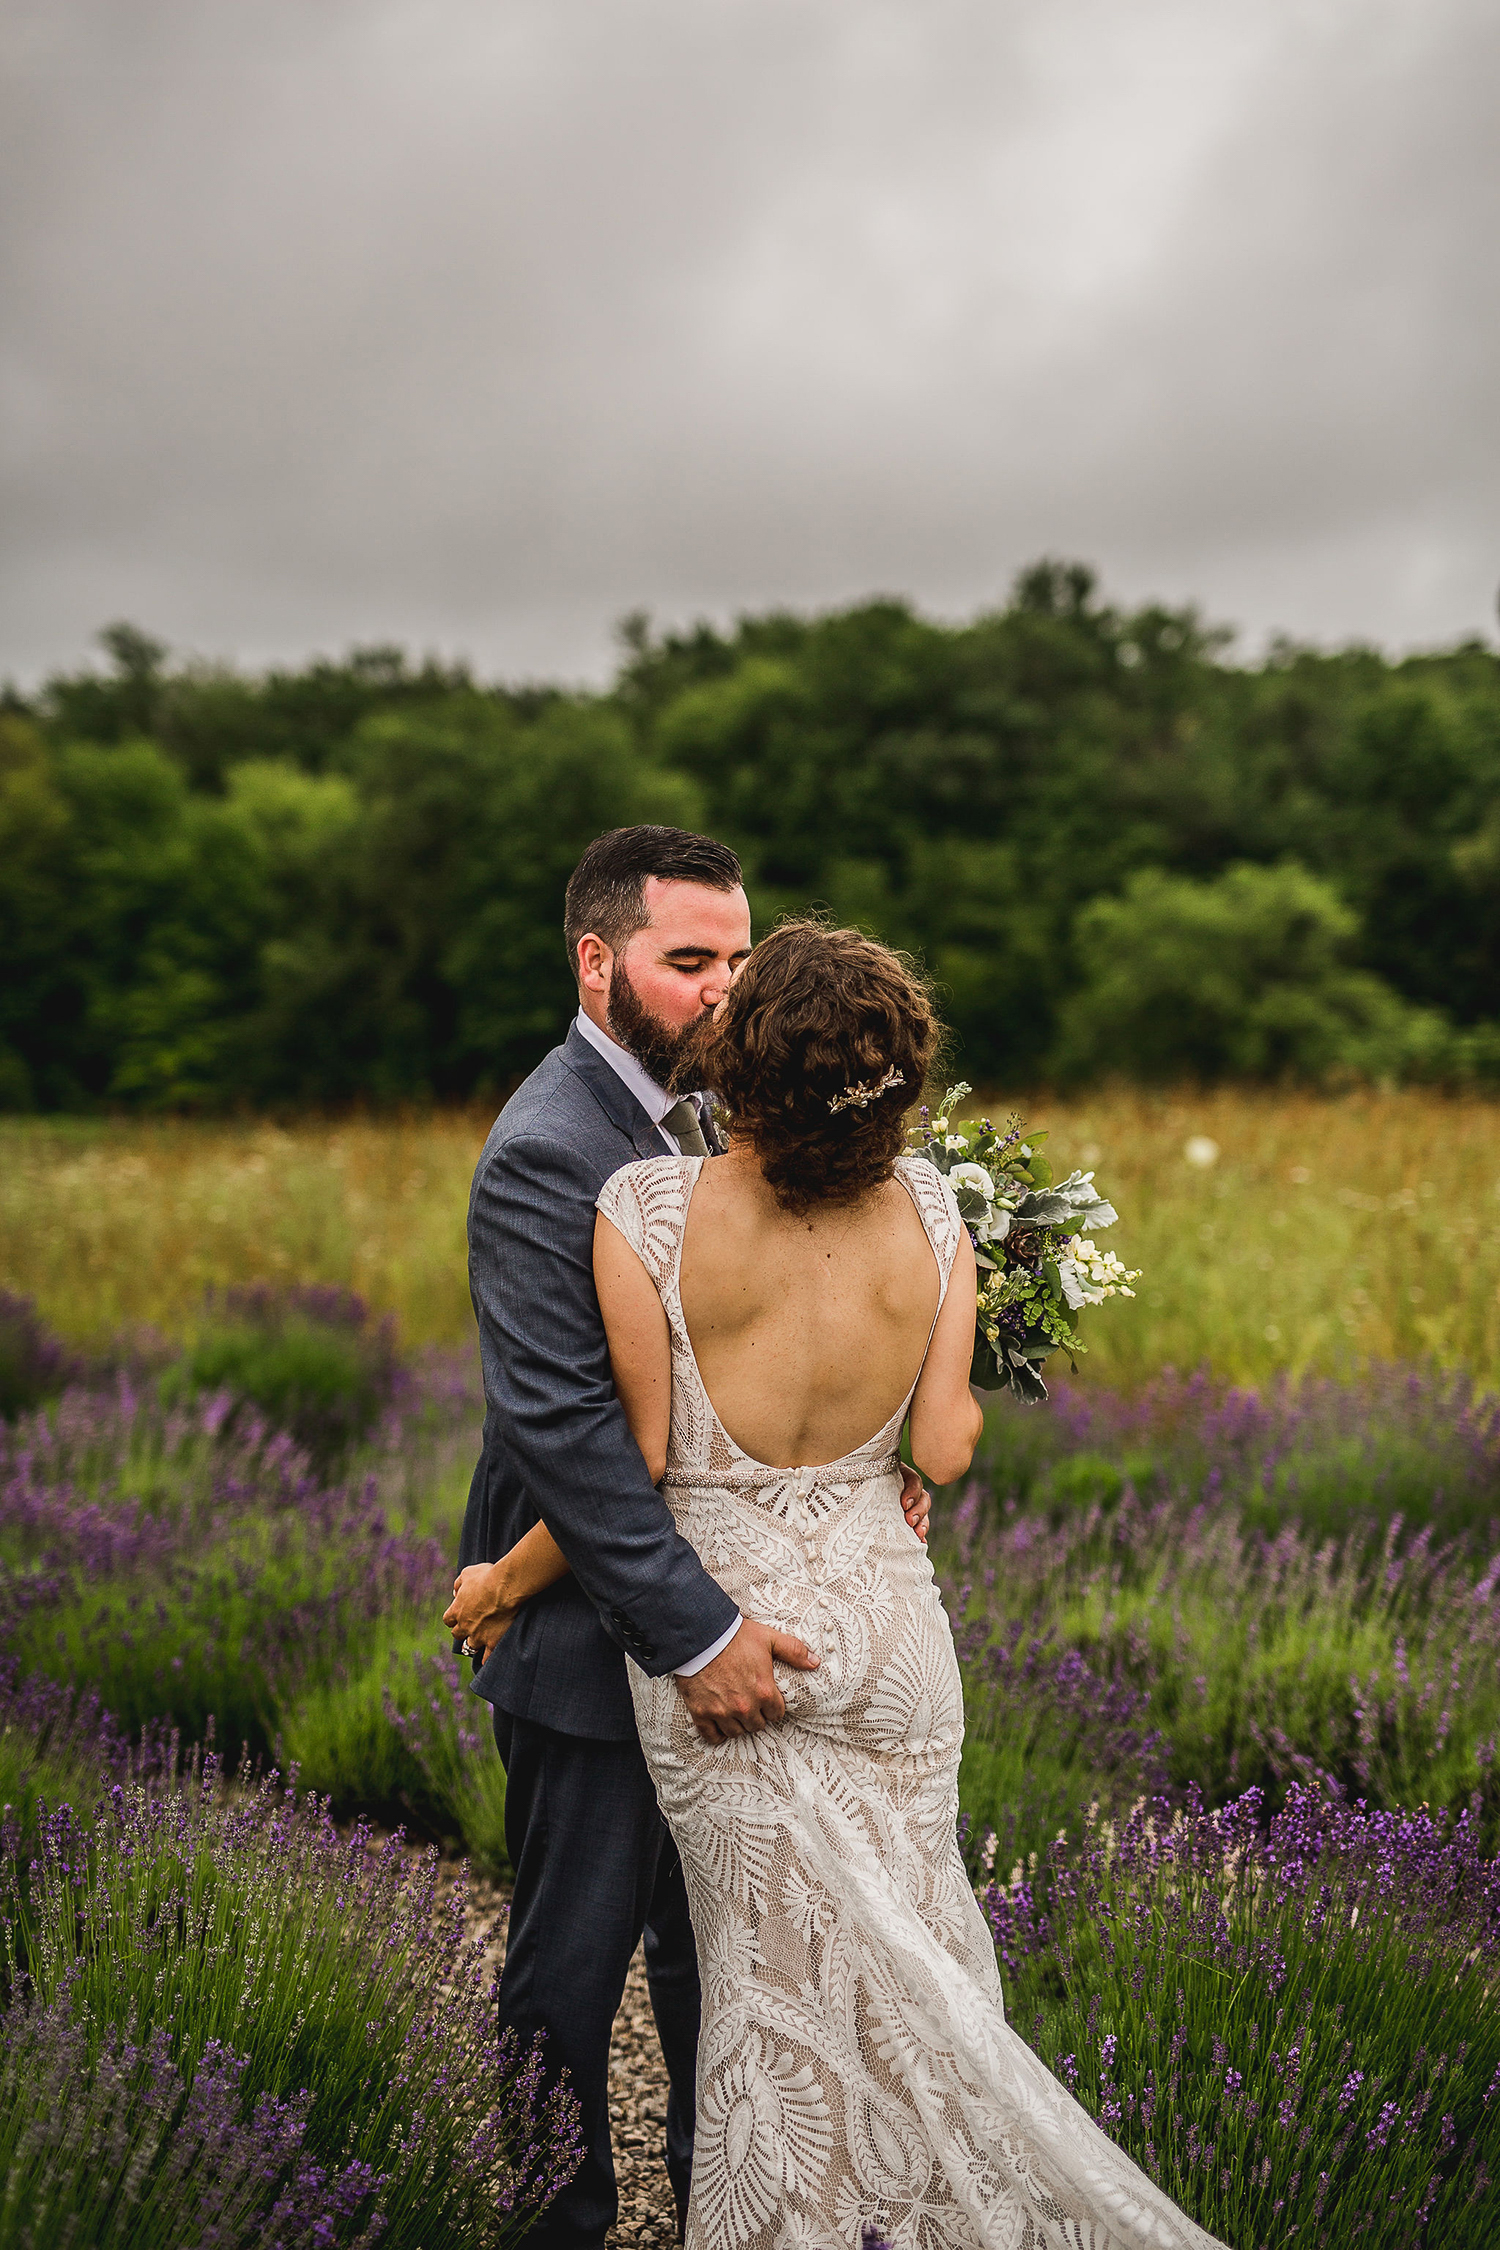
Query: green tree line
3 565 1498 1110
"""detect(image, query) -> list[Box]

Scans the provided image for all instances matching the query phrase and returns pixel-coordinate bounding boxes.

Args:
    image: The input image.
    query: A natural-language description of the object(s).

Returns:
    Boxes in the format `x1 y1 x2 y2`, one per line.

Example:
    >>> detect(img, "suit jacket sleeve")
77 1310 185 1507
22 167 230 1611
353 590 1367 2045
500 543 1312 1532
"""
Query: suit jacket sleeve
470 1126 741 1677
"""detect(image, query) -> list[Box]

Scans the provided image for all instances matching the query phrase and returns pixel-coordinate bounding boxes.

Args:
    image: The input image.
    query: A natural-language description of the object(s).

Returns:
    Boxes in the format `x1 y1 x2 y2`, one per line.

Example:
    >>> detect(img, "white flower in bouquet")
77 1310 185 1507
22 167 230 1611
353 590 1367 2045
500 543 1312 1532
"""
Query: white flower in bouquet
1056 1236 1141 1310
908 1084 1140 1402
949 1161 995 1203
948 1161 1013 1243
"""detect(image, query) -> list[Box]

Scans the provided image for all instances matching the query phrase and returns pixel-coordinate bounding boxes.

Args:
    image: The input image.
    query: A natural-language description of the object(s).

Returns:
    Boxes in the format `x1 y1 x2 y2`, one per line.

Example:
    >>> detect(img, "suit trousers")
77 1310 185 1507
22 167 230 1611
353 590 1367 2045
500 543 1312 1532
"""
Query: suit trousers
493 1710 701 2248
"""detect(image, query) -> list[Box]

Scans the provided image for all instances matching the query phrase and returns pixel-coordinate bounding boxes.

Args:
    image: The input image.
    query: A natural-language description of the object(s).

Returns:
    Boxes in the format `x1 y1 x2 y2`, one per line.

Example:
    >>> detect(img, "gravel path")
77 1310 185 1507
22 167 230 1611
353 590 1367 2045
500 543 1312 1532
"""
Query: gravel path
461 1873 679 2248
599 1951 682 2247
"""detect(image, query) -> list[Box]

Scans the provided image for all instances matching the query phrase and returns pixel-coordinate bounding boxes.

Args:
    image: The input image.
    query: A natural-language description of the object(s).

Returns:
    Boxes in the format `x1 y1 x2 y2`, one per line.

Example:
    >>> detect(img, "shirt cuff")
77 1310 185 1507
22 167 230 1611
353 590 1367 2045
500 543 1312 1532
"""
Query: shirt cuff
674 1615 743 1678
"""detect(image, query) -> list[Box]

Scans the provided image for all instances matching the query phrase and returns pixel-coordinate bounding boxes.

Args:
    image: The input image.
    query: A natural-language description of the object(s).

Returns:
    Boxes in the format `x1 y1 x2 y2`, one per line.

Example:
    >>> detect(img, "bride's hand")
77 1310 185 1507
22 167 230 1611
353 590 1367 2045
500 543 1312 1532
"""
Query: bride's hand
444 1562 518 1660
898 1463 931 1542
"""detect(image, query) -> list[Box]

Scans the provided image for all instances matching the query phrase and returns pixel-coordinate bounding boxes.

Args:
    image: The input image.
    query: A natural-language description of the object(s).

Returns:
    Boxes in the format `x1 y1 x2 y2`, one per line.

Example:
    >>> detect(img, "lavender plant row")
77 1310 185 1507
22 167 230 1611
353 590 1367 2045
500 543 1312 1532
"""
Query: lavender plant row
7 1294 1500 2245
981 1359 1500 1544
941 1363 1500 2243
974 1785 1500 2246
945 1362 1500 1850
0 1297 576 2243
1 1757 582 2249
0 1338 483 1832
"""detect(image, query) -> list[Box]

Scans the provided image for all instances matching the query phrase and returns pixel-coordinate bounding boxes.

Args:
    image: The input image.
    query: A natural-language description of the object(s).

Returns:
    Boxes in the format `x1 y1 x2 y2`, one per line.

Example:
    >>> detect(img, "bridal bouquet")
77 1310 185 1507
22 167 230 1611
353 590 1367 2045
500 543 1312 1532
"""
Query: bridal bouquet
909 1085 1139 1403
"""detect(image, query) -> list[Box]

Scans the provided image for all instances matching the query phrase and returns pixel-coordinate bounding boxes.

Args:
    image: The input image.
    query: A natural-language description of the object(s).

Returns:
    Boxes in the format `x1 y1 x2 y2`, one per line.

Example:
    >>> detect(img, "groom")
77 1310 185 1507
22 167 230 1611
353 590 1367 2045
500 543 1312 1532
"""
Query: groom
446 825 931 2248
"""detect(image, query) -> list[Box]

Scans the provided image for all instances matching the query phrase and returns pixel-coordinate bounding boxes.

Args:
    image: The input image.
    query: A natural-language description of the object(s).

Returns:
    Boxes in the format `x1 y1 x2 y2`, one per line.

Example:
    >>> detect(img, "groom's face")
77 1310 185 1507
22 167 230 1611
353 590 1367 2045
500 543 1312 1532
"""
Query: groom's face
583 877 751 1089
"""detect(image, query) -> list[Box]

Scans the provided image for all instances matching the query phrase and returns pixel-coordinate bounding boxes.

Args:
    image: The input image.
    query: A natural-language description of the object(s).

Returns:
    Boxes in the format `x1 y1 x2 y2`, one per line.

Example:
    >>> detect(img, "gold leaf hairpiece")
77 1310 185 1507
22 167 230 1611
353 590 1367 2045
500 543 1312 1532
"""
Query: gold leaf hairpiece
827 1066 906 1116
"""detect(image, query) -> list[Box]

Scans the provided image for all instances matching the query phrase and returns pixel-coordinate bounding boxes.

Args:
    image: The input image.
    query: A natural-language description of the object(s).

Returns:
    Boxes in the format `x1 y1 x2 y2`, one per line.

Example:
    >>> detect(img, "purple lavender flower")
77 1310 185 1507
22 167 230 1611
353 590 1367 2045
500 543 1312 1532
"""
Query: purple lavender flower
993 1776 1500 2244
2 1756 581 2245
0 1338 477 1765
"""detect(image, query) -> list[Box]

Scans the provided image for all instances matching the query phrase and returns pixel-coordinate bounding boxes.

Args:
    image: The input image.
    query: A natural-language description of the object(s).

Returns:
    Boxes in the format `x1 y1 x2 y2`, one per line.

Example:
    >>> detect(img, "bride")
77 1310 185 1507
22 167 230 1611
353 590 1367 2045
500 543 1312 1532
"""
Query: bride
483 921 1220 2250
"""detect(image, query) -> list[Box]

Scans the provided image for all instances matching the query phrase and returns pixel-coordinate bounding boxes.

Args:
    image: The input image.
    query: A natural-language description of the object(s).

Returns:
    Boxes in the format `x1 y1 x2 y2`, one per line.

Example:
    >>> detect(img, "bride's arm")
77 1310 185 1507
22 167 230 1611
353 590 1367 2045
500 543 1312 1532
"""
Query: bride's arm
444 1212 673 1657
592 1210 673 1483
907 1229 985 1485
445 1519 570 1655
593 1215 674 1476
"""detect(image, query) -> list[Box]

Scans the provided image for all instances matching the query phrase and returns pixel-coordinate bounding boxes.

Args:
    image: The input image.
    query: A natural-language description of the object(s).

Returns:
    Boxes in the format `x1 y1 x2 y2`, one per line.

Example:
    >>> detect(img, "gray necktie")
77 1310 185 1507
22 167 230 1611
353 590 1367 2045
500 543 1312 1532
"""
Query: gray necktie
661 1097 710 1157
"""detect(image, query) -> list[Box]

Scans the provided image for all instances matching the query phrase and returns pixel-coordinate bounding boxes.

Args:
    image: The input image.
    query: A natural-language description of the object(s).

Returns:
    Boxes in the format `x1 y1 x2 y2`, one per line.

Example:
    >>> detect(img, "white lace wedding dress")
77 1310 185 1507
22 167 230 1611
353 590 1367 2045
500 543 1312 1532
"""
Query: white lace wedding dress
597 1153 1221 2250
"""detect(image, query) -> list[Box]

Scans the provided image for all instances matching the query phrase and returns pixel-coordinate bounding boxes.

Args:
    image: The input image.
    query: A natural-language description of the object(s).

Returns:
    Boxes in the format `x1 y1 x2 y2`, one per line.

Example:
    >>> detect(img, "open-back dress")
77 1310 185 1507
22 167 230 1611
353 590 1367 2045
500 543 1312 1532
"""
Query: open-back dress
596 1152 1220 2250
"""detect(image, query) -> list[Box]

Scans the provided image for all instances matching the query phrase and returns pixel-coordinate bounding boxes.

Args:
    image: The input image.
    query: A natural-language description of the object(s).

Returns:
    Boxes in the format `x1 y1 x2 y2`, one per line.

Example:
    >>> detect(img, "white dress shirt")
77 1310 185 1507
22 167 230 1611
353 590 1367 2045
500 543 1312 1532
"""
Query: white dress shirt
575 1007 742 1679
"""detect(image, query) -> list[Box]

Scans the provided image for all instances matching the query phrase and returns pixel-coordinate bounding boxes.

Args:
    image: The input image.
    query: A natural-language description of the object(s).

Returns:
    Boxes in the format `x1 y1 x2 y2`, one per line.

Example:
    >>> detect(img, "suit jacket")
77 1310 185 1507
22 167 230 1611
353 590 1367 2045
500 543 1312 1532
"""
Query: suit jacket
459 1021 740 1740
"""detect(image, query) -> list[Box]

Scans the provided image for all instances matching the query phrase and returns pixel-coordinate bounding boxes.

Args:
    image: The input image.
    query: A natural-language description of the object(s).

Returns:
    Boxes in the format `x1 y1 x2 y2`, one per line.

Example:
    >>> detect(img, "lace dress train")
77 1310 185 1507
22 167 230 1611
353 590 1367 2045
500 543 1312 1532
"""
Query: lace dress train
597 1154 1221 2250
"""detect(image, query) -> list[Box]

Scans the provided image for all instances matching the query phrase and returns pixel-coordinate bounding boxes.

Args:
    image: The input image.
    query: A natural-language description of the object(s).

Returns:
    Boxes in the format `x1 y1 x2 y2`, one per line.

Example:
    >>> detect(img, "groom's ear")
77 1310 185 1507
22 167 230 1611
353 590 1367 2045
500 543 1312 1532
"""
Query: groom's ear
576 933 612 997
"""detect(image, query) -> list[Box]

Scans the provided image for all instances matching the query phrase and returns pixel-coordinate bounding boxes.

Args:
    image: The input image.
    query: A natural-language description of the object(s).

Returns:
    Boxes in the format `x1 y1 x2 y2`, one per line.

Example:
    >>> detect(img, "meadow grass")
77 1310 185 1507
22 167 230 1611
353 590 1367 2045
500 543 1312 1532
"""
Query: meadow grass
0 1109 485 1352
4 1084 1499 1385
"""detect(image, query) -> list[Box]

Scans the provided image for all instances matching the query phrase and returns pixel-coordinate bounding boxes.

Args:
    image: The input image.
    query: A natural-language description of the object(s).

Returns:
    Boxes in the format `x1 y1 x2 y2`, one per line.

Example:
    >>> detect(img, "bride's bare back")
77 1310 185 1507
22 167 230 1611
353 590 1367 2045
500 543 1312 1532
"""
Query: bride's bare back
680 1142 940 1465
595 1140 981 1486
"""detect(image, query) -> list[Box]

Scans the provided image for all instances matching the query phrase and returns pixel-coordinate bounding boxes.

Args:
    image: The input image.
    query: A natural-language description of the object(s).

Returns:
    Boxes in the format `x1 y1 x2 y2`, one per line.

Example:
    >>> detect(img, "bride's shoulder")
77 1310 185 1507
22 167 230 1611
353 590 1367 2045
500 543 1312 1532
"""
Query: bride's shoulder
596 1156 698 1286
892 1152 964 1248
596 1153 696 1244
894 1150 956 1201
599 1153 661 1197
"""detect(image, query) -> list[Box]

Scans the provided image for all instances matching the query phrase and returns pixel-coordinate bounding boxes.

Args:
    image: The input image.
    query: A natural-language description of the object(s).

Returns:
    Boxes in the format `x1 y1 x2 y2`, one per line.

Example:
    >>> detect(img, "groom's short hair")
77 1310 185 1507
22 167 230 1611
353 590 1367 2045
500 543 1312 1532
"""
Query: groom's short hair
565 826 743 978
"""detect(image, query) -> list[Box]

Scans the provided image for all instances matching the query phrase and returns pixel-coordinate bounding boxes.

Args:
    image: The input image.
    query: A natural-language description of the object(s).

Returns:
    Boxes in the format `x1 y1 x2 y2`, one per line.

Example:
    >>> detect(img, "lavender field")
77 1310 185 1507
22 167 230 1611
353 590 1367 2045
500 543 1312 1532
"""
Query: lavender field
3 1280 1500 2241
0 1289 564 2247
943 1365 1500 2243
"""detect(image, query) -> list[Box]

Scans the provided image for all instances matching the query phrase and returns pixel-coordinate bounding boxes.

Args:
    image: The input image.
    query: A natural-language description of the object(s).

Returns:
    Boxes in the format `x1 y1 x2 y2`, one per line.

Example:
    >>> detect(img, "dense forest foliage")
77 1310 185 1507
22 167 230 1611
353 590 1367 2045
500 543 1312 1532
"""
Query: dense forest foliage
3 564 1498 1110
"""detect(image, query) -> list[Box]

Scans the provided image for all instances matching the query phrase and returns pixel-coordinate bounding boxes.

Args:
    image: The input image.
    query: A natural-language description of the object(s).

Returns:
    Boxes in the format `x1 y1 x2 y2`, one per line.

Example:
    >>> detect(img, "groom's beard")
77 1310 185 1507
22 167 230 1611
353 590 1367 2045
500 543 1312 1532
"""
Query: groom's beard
606 959 717 1094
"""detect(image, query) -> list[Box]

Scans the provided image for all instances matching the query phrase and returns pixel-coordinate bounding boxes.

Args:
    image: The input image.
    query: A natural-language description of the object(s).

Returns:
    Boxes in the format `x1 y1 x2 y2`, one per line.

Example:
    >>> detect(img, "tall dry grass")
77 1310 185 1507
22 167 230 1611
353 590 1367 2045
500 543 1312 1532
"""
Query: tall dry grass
3 1084 1499 1386
0 1112 485 1349
1026 1082 1500 1387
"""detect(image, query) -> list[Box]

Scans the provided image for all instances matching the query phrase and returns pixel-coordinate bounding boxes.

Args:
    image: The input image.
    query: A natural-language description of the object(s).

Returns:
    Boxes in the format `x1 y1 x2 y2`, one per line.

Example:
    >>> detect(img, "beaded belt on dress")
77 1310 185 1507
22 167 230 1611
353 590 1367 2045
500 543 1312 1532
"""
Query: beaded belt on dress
661 1453 902 1527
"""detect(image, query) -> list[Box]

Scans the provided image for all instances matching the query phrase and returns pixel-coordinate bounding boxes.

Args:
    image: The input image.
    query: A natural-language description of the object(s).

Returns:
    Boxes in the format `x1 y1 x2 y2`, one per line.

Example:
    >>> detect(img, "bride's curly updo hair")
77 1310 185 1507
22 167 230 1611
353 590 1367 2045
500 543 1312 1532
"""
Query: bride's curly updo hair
707 920 941 1212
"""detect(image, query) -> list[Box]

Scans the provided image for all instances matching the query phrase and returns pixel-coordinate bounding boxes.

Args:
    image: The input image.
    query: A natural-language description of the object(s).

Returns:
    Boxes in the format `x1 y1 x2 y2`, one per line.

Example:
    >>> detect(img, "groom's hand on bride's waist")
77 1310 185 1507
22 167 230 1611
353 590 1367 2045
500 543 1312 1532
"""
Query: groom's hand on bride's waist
675 1619 819 1744
899 1464 931 1542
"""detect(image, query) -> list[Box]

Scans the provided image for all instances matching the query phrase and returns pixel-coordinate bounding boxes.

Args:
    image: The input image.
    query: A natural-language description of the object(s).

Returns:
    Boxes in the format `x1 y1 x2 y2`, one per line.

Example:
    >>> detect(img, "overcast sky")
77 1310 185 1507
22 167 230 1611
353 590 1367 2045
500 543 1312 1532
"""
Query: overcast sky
3 0 1497 687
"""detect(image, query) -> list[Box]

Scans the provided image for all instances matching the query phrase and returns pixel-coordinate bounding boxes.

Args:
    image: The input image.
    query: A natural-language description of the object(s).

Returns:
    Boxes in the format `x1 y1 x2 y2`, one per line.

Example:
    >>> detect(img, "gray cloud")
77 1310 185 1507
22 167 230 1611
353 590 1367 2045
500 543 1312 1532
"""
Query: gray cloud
2 0 1496 684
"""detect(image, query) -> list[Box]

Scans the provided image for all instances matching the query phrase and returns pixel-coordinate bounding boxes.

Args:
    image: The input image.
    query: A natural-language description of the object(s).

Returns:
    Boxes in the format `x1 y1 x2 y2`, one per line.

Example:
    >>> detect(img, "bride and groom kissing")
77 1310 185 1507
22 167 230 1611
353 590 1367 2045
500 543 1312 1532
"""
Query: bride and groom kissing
444 827 1218 2250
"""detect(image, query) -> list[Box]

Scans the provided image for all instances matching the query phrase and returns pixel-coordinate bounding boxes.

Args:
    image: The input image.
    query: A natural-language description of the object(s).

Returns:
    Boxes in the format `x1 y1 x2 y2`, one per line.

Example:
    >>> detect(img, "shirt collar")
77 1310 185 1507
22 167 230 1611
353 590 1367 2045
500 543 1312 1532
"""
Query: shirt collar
574 1007 700 1126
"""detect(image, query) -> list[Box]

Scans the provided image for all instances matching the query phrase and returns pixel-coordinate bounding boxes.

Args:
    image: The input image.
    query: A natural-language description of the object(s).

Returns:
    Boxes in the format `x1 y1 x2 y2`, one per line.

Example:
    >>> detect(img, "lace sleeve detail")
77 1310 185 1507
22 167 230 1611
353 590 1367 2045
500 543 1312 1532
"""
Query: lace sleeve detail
596 1158 693 1295
895 1154 965 1300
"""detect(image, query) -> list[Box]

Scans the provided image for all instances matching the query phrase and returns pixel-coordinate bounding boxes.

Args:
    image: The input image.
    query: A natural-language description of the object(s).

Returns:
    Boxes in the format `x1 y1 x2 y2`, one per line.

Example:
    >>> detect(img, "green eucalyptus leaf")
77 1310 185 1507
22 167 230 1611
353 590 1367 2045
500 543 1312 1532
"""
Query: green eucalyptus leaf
1013 1190 1078 1227
1008 1355 1050 1404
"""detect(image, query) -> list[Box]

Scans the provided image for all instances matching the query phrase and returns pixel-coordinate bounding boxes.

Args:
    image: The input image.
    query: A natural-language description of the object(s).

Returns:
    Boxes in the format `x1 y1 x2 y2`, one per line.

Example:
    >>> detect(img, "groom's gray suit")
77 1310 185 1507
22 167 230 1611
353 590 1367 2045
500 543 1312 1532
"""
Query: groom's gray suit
459 1019 738 2247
